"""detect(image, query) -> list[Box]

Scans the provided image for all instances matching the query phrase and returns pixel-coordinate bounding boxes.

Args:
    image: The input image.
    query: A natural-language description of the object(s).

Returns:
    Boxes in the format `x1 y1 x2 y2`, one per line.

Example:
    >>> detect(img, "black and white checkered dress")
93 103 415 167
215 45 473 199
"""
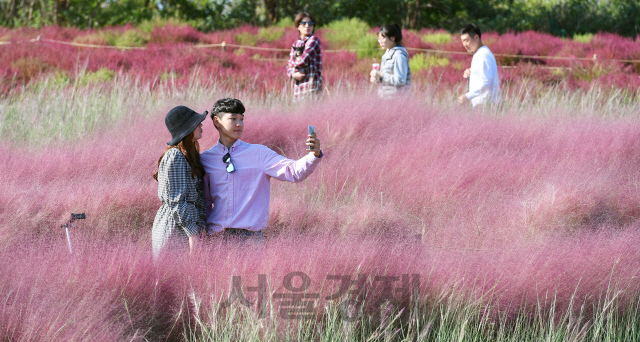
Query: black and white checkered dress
152 148 206 257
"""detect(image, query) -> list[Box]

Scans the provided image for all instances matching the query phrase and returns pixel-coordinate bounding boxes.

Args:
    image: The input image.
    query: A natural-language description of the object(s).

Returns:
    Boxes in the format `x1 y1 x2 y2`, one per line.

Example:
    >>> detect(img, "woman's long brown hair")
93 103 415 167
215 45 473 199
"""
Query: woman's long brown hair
153 131 205 181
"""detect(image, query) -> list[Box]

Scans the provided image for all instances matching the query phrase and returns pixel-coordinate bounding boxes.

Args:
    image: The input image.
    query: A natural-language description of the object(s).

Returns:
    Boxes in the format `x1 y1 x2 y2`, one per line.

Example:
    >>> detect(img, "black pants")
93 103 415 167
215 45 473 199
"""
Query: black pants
222 228 264 243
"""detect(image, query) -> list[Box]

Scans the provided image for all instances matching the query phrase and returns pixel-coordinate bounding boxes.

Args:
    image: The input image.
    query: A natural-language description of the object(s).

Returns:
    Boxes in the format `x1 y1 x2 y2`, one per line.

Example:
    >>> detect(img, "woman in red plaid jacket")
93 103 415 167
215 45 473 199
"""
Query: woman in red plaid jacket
286 12 323 100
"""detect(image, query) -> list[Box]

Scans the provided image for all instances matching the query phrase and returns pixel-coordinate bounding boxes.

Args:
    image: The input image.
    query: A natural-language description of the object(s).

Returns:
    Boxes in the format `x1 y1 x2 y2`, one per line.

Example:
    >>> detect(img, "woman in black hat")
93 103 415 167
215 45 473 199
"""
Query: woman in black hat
152 105 208 258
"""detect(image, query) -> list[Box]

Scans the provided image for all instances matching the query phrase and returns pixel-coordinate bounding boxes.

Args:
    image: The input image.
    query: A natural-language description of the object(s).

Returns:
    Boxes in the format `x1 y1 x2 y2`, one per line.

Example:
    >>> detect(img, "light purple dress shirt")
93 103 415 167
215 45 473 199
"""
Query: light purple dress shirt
201 139 323 233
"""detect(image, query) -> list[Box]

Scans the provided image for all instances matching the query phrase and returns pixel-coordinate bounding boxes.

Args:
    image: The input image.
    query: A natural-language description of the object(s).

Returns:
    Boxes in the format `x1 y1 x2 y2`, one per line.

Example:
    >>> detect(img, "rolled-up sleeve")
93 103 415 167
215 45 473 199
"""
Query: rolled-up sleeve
261 147 322 183
163 151 200 237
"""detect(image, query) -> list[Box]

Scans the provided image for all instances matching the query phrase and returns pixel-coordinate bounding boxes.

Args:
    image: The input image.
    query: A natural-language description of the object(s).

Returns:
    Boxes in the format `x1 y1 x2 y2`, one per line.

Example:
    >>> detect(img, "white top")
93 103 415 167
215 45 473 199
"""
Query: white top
465 46 501 107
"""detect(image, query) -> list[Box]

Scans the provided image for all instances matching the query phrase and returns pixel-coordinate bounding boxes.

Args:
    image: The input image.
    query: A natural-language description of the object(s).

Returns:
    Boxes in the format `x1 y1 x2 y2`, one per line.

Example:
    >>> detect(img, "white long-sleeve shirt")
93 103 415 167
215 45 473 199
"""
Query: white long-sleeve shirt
465 46 501 107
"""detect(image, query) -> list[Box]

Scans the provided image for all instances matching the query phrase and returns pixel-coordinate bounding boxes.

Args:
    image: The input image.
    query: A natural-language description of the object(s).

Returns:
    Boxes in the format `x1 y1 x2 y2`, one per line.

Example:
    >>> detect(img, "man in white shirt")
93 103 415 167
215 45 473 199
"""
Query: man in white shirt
458 24 501 107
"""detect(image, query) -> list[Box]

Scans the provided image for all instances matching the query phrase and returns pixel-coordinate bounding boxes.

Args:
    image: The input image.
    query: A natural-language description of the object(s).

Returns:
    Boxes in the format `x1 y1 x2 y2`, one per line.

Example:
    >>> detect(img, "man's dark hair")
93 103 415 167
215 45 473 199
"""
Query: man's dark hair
378 24 403 45
210 98 245 120
294 12 317 34
460 24 482 39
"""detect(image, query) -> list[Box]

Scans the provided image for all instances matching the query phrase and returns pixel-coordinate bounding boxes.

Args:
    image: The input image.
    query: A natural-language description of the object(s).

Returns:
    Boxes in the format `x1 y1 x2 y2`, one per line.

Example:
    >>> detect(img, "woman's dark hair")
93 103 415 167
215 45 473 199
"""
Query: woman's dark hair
460 23 482 39
210 97 245 120
153 131 204 181
294 12 317 34
377 24 403 45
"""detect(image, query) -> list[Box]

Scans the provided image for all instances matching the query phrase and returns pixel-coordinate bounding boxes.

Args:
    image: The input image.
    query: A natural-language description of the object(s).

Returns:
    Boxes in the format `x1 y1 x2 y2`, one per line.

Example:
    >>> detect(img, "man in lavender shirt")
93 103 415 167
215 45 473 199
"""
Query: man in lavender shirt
200 98 323 242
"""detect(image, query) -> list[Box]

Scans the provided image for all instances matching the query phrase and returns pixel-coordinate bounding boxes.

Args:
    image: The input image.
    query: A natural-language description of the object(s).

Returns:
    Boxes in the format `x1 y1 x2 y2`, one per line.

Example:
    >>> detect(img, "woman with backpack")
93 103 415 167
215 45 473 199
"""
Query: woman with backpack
286 12 323 100
152 105 208 258
370 24 411 97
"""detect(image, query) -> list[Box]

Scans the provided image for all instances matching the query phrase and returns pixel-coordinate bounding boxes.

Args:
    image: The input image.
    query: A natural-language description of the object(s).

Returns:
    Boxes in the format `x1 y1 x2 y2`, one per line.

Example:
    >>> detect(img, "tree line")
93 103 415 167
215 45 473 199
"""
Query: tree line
1 0 638 37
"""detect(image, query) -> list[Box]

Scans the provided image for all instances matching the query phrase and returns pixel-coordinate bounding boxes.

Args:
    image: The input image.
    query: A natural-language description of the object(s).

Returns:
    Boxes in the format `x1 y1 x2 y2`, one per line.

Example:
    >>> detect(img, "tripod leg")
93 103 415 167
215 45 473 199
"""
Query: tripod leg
65 226 73 254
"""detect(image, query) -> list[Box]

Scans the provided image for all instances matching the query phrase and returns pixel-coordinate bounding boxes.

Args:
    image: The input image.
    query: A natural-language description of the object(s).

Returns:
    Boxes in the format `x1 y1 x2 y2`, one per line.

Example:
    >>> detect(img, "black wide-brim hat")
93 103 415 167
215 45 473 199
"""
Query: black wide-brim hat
165 105 208 145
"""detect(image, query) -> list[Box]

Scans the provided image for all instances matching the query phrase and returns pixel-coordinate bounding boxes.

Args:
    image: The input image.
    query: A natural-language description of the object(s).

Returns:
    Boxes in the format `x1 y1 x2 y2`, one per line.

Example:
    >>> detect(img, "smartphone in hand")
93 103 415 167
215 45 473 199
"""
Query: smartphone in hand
308 125 316 150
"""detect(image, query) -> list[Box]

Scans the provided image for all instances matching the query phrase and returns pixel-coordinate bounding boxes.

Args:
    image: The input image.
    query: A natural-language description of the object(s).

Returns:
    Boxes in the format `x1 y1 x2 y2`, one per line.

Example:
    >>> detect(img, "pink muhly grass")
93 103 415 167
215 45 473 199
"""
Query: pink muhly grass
1 93 640 338
149 24 202 45
1 26 640 96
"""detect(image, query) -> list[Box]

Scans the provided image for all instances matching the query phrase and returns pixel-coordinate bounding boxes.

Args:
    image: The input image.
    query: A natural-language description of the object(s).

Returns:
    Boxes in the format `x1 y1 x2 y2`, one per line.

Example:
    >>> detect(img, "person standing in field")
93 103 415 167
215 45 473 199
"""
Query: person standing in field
369 24 412 97
152 106 208 258
200 98 323 243
458 23 501 107
286 12 323 100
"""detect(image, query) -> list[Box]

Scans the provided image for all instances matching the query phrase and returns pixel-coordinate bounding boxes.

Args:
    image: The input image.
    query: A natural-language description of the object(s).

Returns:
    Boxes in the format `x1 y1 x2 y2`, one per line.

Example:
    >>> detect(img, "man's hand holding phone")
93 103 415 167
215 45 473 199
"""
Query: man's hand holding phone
306 125 322 158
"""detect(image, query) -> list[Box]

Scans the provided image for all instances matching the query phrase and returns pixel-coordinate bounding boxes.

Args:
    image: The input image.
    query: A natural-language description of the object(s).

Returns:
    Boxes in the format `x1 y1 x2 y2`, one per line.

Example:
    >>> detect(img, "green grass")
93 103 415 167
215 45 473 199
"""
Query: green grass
573 33 594 44
236 31 258 46
275 17 294 28
356 35 380 59
184 284 640 341
323 18 371 50
0 72 291 146
258 27 286 42
1 75 639 147
422 32 452 45
409 53 450 72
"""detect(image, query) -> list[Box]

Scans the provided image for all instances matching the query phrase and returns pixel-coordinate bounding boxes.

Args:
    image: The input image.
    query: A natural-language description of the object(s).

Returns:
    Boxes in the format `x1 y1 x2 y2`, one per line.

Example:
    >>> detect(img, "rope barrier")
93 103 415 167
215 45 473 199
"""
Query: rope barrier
406 47 640 63
4 36 640 63
38 36 147 50
203 42 289 52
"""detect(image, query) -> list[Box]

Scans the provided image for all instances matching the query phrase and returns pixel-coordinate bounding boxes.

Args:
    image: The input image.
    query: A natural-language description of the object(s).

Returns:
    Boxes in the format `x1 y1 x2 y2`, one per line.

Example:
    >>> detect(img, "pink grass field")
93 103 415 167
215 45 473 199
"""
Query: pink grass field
1 93 640 339
1 25 639 97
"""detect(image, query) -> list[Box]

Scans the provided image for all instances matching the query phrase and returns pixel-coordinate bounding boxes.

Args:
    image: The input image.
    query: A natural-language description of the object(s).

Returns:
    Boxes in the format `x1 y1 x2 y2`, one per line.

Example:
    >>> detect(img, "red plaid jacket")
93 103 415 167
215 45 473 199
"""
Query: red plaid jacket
286 35 323 100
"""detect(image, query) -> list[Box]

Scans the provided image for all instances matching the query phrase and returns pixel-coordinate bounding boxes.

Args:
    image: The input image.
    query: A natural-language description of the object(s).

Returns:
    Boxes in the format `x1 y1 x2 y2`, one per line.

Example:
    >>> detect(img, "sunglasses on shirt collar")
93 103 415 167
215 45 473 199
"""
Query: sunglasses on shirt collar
223 152 236 173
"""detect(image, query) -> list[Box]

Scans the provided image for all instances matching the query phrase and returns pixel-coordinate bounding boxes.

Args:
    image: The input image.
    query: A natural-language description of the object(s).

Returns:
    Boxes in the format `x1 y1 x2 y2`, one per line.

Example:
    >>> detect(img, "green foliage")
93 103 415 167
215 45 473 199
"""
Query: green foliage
571 63 616 82
257 27 285 42
323 18 371 49
356 35 381 59
275 17 294 28
573 33 593 43
138 17 189 33
72 32 110 46
185 287 640 341
79 68 116 85
51 70 71 87
160 71 175 82
235 32 257 46
410 53 450 72
109 29 150 47
422 32 452 45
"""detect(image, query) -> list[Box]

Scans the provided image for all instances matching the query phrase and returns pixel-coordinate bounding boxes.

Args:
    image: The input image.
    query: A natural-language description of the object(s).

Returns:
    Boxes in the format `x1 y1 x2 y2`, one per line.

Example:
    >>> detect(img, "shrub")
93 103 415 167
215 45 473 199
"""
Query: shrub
50 70 71 86
11 57 48 83
422 32 452 45
356 35 380 59
108 29 150 47
138 17 190 33
149 24 201 45
79 68 115 85
235 31 257 46
258 27 285 43
410 53 449 72
323 18 370 49
72 32 110 46
275 17 294 28
573 33 594 43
